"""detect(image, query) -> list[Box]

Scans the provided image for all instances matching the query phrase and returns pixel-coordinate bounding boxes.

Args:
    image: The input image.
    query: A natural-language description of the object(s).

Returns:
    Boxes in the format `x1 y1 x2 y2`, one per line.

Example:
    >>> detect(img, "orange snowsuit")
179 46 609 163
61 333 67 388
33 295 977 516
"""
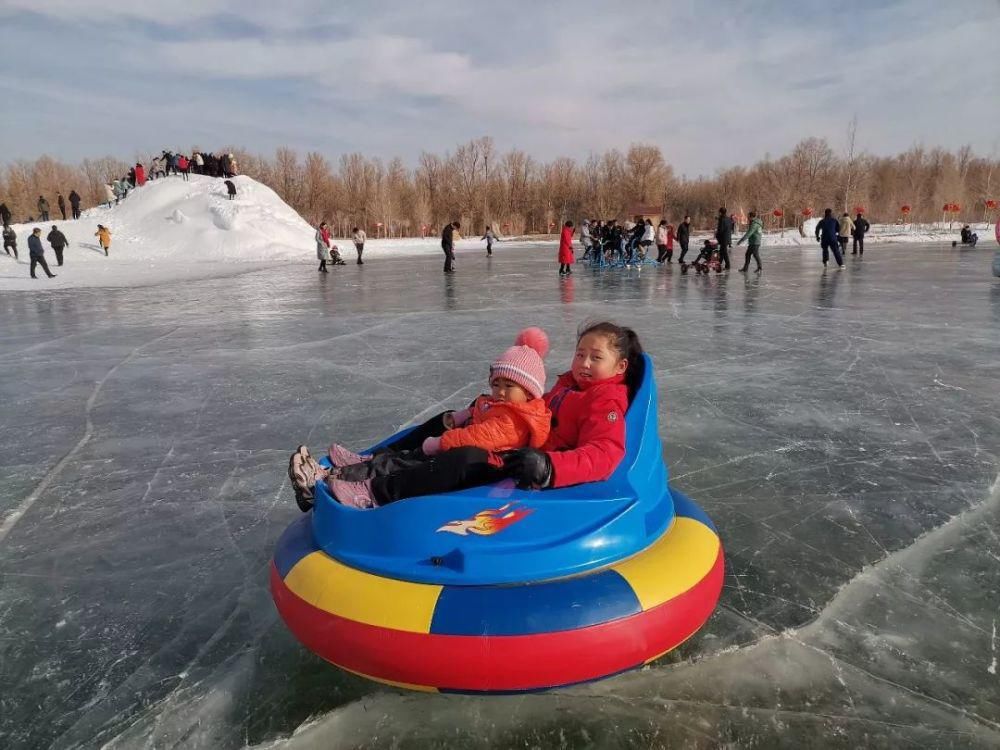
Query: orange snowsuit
439 394 551 453
95 227 111 249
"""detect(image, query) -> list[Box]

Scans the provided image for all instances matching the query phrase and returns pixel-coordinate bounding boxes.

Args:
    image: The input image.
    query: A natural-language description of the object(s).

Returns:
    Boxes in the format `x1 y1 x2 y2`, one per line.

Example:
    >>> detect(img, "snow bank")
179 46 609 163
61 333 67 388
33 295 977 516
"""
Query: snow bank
0 175 523 290
747 219 994 248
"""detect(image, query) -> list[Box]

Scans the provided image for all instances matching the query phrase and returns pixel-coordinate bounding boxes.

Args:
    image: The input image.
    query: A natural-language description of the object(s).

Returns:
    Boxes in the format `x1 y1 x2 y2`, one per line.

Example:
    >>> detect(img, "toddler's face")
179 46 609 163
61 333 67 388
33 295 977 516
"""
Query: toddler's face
572 333 627 384
490 376 529 403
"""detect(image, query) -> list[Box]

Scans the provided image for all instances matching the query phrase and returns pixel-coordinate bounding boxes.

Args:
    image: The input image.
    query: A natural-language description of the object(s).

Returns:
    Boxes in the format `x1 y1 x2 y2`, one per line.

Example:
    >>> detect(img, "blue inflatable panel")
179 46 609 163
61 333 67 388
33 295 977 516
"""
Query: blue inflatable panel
310 354 676 586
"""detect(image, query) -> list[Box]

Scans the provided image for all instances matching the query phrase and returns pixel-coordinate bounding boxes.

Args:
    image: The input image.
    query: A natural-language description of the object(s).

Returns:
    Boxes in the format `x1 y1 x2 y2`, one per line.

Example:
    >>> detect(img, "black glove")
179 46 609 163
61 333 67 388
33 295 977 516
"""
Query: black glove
502 448 553 489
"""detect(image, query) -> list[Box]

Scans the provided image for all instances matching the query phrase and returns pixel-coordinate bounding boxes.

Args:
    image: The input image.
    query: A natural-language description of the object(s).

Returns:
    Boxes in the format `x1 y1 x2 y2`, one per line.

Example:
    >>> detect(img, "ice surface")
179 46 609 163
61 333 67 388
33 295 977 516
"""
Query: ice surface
1 242 999 749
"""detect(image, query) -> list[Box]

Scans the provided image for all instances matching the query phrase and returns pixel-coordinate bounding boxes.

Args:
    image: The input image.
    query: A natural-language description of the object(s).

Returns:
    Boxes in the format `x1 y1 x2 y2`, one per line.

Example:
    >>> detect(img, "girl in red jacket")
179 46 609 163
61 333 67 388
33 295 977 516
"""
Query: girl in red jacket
503 320 644 489
558 220 575 276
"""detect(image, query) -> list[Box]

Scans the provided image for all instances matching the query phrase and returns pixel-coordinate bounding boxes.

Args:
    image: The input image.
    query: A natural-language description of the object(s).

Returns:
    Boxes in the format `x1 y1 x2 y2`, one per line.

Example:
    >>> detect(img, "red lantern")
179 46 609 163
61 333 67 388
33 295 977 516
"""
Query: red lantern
986 199 998 209
900 205 911 214
772 209 783 218
943 203 960 213
852 206 865 215
801 207 813 217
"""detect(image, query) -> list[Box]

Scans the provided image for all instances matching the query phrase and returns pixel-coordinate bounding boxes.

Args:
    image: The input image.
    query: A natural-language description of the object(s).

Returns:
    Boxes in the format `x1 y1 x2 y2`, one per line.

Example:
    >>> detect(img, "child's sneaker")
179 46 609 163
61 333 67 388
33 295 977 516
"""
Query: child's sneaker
326 476 376 509
288 446 327 512
329 443 369 467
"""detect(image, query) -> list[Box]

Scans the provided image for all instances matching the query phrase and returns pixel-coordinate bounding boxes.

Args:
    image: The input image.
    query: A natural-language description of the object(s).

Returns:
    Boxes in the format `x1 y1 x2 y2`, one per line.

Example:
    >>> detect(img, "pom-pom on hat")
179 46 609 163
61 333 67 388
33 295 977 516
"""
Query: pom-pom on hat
490 327 549 399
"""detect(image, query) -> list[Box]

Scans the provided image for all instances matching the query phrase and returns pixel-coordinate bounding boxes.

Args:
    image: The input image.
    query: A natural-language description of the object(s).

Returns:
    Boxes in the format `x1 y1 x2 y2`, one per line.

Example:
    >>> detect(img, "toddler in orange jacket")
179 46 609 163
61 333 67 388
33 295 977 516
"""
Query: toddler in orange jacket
288 328 551 510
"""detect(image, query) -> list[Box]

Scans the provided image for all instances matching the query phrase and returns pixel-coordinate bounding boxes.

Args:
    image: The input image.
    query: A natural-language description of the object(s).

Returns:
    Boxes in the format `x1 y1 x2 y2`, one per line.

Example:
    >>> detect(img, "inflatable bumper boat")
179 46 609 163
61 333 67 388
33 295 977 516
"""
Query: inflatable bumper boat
271 355 724 693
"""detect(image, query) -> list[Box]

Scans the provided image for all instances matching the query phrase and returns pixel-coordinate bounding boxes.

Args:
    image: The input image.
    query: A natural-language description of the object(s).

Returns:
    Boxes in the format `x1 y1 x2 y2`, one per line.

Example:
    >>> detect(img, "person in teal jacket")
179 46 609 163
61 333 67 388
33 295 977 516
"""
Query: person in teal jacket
736 211 764 273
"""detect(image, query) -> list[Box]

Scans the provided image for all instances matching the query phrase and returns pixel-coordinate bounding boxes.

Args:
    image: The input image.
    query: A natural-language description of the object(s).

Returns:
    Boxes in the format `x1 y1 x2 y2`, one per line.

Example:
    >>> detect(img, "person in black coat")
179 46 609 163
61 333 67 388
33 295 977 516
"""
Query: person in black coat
677 215 692 262
224 180 236 199
69 190 82 219
28 228 56 278
814 208 844 268
2 225 17 259
441 221 460 273
852 213 870 255
0 202 11 228
47 225 69 266
715 207 734 270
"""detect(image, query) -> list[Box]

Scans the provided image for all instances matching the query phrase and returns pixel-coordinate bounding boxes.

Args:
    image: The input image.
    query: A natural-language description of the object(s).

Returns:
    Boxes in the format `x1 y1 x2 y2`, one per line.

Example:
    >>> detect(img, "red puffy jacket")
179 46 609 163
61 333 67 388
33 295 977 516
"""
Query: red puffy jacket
541 371 628 488
558 226 574 264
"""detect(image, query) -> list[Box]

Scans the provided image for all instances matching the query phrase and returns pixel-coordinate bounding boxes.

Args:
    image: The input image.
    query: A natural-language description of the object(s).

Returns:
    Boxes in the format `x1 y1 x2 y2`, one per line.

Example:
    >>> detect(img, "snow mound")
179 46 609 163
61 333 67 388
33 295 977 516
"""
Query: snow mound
0 175 319 289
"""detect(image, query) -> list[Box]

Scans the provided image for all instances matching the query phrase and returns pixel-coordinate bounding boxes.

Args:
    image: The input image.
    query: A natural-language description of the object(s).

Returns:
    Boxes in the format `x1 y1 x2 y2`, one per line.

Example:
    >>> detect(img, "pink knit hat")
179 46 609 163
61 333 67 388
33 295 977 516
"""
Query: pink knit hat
490 327 549 399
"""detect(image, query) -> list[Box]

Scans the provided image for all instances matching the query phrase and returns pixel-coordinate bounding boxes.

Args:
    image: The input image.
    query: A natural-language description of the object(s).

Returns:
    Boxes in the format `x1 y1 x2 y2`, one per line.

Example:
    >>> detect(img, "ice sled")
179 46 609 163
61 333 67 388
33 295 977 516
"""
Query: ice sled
270 354 724 692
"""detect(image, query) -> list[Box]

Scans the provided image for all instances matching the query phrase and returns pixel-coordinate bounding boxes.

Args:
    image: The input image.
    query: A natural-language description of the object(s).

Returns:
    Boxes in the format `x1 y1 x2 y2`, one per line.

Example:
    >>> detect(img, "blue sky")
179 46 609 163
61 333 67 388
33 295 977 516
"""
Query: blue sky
1 0 998 176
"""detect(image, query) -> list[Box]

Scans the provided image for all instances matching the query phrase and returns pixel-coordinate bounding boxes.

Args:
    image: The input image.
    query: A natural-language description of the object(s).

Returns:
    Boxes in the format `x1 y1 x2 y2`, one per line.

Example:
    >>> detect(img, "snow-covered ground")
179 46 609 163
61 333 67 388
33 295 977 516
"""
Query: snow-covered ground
1 174 994 290
0 175 536 290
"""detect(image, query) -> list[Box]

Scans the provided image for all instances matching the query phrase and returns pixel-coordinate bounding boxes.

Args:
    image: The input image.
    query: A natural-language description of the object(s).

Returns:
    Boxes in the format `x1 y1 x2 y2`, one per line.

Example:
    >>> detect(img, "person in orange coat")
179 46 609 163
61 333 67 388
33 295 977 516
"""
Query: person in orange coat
290 328 553 510
558 220 575 275
95 225 111 256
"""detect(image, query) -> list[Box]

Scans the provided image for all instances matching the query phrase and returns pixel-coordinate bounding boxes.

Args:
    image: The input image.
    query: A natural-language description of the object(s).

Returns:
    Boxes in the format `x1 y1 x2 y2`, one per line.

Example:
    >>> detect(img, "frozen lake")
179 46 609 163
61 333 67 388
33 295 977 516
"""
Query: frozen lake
2 242 999 749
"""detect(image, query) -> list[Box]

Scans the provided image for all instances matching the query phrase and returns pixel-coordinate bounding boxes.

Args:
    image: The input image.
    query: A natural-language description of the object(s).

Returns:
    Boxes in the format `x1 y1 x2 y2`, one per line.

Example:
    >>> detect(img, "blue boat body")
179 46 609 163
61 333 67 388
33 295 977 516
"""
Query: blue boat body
311 354 676 586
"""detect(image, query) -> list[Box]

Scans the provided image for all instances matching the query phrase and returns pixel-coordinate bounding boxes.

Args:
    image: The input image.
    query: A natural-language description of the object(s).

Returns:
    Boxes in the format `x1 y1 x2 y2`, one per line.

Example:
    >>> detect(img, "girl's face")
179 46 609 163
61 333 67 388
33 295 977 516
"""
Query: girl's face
491 376 529 403
572 333 627 383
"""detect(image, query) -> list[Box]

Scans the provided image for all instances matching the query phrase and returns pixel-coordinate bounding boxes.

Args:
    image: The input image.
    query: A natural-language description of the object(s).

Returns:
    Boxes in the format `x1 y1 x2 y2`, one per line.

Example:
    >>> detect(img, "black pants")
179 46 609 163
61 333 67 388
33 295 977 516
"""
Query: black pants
53 246 65 265
355 243 364 264
443 243 455 272
318 259 327 272
853 236 864 255
717 240 731 269
677 237 690 262
740 244 762 271
656 244 673 262
30 255 54 277
838 237 849 255
372 447 504 505
59 207 66 220
339 412 503 505
71 206 80 219
40 211 49 221
821 241 843 266
486 240 493 256
559 263 572 274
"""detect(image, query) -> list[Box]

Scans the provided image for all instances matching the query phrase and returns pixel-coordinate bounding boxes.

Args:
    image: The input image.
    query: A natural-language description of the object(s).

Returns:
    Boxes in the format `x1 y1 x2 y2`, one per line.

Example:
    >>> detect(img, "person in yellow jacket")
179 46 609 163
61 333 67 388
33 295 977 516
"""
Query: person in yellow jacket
95 224 111 256
838 213 855 257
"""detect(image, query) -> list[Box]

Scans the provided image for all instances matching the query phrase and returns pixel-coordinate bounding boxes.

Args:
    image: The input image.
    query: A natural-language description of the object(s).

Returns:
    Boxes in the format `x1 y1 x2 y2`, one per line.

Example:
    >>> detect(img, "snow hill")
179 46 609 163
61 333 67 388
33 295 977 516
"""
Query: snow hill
0 174 493 290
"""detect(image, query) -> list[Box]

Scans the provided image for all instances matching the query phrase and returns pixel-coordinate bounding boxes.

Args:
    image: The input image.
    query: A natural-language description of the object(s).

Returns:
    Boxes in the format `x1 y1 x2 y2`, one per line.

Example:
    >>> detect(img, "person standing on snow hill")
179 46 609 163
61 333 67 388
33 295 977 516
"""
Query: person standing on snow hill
69 190 81 219
37 196 50 222
852 212 870 255
441 220 460 274
715 207 734 270
106 183 117 208
57 193 67 220
47 225 69 266
3 225 17 259
815 208 844 269
134 163 146 186
193 151 204 174
224 180 236 200
558 220 575 275
177 154 190 181
352 226 366 265
28 228 56 279
95 224 111 256
838 213 854 258
1 202 12 228
736 211 764 273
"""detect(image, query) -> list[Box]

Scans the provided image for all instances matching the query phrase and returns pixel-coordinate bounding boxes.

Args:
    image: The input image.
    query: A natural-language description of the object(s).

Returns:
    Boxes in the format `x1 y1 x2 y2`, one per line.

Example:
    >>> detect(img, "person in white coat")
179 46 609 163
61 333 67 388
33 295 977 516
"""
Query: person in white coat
103 183 115 208
352 227 366 265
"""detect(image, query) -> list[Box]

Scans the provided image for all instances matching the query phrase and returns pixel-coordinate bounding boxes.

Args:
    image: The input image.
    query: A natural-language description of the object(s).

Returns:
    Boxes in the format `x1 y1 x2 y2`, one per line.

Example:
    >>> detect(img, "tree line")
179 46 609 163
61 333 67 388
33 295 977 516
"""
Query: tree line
2 136 997 235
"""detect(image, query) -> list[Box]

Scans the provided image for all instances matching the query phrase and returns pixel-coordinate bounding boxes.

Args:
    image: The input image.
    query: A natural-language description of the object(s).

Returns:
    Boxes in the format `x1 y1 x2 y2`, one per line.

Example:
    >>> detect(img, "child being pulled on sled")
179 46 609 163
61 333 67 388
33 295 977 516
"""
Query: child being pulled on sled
288 328 552 510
